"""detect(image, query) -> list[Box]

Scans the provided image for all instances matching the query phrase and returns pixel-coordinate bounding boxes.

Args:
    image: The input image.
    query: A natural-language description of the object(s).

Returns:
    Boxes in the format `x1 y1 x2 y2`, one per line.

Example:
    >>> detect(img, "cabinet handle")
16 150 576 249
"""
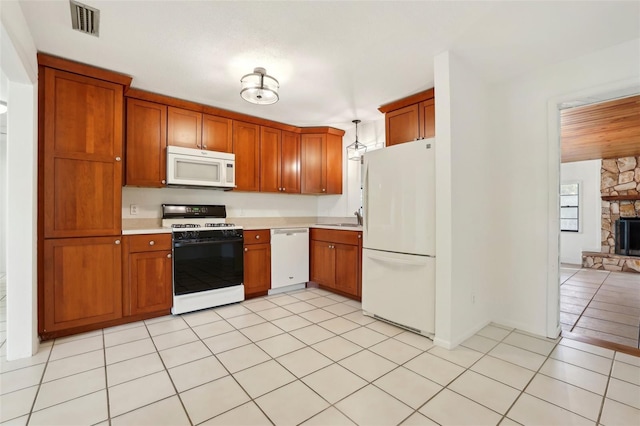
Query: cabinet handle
115 240 121 245
322 188 326 192
244 247 248 252
149 241 155 246
279 188 282 191
358 234 362 239
115 156 121 162
167 253 172 258
255 235 260 239
282 188 285 191
203 144 207 149
161 179 166 184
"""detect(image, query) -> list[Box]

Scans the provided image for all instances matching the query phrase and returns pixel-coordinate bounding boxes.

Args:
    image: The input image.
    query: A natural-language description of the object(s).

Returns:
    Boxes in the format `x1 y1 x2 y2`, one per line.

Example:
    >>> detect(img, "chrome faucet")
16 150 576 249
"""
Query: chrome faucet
354 210 363 226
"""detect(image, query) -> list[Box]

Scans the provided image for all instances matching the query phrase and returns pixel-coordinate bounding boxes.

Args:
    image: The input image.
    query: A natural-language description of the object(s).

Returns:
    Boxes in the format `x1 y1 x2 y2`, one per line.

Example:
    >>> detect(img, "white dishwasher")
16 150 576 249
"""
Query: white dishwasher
270 228 309 294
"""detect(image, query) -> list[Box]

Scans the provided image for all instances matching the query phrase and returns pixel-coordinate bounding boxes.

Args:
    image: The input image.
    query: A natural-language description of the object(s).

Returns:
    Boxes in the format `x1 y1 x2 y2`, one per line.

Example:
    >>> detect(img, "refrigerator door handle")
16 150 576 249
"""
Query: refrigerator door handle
366 251 427 266
364 162 369 234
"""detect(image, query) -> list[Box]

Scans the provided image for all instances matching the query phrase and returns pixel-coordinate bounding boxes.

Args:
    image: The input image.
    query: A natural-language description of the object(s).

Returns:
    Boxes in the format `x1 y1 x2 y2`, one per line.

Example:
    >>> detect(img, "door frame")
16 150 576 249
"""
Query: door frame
545 78 640 338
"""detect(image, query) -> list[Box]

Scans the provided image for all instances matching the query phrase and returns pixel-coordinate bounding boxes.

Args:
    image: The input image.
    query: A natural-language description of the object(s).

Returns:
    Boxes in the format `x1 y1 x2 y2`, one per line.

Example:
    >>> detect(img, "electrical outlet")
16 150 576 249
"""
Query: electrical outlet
130 204 138 215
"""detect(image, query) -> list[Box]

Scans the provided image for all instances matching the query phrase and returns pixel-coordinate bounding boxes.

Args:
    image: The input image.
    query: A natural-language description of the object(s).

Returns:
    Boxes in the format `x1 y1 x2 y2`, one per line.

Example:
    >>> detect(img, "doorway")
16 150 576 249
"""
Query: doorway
556 93 640 350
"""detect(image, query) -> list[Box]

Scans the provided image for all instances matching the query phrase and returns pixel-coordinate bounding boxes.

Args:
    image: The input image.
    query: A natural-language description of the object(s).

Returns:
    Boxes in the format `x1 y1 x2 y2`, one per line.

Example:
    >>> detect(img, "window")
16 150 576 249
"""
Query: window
560 182 579 232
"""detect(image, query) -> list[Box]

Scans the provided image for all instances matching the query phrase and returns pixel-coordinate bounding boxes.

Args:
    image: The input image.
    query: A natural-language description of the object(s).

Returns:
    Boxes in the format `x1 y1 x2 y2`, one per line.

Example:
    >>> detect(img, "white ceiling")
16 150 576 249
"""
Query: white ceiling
18 0 640 130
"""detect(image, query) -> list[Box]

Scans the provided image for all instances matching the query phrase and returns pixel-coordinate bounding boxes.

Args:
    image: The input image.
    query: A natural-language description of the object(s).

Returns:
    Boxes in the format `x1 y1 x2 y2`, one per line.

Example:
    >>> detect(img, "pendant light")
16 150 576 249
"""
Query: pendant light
346 119 367 161
240 67 279 105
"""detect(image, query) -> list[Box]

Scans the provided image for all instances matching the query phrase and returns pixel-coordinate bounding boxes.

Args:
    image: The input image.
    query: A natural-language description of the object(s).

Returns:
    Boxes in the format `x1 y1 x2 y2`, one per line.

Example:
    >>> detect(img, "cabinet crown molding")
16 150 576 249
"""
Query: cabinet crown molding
378 88 435 113
37 52 132 87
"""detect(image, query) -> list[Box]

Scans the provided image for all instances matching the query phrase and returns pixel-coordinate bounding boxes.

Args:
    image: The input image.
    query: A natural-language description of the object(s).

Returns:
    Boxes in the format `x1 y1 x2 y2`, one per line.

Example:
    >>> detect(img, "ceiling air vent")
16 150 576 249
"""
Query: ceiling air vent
69 1 100 37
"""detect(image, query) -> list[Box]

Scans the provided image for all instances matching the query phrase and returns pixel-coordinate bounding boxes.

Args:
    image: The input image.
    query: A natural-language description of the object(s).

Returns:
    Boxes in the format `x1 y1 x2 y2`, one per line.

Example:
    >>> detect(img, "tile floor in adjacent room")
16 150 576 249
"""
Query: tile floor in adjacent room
560 266 640 348
1 286 640 425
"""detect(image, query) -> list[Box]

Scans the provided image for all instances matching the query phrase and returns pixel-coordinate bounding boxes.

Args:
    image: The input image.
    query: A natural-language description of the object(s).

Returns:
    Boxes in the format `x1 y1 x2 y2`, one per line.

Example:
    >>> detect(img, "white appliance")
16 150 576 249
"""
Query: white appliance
362 139 436 337
270 228 310 294
166 145 235 189
162 204 244 315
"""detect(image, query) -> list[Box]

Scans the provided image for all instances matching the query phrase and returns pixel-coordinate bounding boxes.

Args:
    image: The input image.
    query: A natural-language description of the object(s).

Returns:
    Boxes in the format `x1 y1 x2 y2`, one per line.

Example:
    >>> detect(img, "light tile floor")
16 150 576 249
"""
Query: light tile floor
1 286 639 425
560 266 640 348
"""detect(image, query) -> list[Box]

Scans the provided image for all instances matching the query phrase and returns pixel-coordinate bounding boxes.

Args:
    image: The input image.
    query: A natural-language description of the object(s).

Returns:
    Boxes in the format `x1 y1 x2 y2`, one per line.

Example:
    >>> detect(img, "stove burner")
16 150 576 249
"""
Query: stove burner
171 224 202 228
205 223 236 228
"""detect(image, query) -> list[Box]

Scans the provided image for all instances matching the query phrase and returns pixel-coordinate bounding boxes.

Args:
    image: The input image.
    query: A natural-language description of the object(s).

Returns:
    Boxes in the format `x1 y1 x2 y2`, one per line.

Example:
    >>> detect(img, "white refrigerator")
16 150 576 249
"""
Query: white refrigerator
361 138 436 336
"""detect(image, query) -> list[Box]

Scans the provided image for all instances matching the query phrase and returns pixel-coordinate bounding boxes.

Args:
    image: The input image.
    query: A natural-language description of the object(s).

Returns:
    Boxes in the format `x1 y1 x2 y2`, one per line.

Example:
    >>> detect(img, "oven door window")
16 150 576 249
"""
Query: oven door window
173 239 243 295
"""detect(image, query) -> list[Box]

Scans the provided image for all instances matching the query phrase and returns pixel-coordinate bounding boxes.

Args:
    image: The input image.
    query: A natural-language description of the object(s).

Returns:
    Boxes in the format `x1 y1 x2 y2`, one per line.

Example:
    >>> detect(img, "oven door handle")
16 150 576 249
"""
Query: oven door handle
173 238 244 248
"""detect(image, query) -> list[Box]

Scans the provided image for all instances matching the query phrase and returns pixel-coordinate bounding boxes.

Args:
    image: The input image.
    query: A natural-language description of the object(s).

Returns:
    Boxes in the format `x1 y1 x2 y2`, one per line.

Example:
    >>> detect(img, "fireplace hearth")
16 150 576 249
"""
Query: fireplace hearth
615 217 640 257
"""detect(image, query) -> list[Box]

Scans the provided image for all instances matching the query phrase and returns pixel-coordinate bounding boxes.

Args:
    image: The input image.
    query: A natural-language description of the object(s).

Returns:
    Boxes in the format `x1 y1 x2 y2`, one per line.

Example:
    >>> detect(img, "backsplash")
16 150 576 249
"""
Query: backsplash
601 156 640 253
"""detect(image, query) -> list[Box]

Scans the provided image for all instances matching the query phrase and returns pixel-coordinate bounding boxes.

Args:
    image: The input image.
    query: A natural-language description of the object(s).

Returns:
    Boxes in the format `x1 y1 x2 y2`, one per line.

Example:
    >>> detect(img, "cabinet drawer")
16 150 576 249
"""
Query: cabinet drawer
311 228 361 245
244 229 270 245
127 234 172 252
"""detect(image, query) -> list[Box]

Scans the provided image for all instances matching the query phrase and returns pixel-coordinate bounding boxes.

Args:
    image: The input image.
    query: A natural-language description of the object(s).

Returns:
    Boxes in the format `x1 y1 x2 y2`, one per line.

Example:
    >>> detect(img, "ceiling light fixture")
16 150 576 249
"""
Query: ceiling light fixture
0 101 7 115
240 67 279 105
346 119 367 161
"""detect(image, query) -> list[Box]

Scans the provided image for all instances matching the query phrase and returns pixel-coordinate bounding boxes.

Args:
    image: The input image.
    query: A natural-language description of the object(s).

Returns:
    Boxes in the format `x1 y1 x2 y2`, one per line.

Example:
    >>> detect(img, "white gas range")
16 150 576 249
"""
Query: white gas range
162 204 245 315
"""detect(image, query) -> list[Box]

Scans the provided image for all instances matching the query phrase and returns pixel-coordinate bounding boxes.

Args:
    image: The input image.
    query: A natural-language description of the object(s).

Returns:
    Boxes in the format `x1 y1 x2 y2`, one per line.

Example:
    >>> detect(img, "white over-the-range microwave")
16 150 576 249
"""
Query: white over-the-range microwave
166 145 236 190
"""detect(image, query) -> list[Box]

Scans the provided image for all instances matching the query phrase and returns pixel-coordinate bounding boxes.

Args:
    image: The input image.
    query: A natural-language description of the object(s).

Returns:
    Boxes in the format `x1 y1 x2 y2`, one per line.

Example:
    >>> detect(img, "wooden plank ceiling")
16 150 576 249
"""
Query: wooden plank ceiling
561 95 640 163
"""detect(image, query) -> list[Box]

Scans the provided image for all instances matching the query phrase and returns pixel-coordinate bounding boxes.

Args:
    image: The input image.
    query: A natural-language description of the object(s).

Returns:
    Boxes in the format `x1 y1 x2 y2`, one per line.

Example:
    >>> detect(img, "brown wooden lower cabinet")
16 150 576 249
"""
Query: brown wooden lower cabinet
310 228 362 300
42 236 123 334
243 230 271 298
123 234 173 316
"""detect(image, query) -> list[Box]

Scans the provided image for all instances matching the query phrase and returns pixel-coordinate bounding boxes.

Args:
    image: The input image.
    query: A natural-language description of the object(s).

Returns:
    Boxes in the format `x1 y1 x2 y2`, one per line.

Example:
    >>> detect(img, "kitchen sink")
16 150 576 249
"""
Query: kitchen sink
317 223 361 227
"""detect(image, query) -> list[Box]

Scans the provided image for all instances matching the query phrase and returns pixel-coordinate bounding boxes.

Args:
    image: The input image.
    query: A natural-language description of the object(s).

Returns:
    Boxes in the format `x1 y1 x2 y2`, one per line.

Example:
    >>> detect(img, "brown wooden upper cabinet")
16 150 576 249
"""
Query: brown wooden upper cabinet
260 127 301 193
233 121 261 191
126 98 167 187
167 106 233 153
301 133 343 194
379 89 435 147
42 67 124 238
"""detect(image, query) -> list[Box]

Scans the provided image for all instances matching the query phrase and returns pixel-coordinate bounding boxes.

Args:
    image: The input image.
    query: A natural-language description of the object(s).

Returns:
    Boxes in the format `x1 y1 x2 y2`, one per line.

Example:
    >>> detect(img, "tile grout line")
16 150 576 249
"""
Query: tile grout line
23 337 54 425
142 316 195 426
596 352 617 425
101 329 112 426
497 329 567 424
566 273 609 333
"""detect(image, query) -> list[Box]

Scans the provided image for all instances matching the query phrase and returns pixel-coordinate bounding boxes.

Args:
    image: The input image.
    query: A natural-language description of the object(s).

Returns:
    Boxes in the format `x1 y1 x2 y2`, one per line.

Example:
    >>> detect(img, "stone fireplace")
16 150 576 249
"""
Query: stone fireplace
582 156 640 272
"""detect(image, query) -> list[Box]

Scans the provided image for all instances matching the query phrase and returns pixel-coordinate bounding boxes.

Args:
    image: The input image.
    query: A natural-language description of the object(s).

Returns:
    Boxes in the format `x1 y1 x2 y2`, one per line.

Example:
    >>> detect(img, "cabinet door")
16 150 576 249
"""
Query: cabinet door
334 243 359 296
244 243 271 295
325 134 343 195
385 104 419 146
233 121 260 191
129 250 173 315
126 98 167 187
43 68 123 238
168 107 202 149
310 240 335 287
202 114 233 153
43 237 122 332
419 98 435 139
259 126 282 193
281 131 301 193
301 134 326 194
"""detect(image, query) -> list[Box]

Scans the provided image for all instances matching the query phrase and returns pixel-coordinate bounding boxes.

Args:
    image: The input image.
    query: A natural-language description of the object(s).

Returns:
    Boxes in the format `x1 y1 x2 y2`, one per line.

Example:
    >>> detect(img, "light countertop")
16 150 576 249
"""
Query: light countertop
121 217 362 235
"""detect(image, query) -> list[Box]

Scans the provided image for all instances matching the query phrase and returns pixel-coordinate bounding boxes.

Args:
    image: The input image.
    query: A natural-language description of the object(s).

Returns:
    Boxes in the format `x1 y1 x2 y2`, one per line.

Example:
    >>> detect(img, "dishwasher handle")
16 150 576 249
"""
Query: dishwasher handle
271 228 309 236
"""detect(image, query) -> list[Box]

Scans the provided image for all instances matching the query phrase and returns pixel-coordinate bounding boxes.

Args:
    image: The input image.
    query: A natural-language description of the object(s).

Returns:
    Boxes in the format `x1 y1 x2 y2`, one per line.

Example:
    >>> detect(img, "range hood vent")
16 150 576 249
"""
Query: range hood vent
69 1 100 37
